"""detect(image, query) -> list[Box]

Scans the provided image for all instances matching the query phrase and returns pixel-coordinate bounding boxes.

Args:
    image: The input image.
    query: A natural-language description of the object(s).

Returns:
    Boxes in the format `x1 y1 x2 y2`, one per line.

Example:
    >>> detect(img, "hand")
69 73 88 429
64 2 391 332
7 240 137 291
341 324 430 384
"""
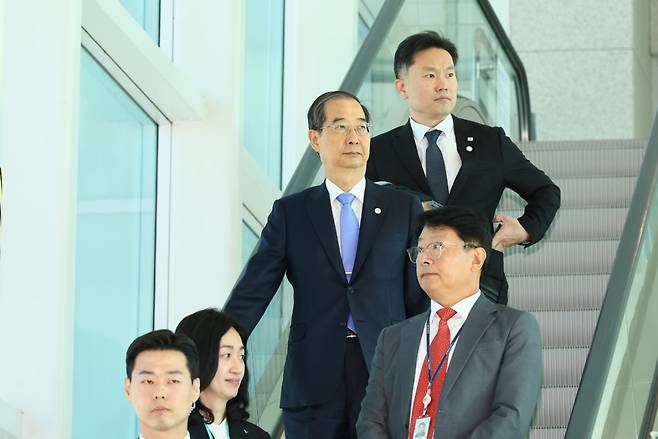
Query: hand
492 213 530 251
421 200 442 211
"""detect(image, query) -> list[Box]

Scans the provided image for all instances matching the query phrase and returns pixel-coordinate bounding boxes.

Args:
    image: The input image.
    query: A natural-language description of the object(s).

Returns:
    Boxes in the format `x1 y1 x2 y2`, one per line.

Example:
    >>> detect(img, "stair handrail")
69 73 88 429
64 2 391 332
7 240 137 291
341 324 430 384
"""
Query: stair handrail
566 108 658 437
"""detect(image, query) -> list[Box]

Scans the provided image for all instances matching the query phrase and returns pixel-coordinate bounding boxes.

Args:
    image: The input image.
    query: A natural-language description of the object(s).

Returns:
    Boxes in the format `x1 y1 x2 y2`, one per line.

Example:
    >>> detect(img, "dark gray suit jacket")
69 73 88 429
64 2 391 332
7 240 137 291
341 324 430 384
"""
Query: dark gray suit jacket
356 295 542 439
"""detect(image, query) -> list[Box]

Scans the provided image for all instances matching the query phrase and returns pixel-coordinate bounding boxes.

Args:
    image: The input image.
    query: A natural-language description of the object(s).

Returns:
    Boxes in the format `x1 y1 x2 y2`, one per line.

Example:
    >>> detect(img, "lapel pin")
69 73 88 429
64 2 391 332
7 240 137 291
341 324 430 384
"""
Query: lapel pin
374 207 382 214
466 146 473 152
467 136 474 141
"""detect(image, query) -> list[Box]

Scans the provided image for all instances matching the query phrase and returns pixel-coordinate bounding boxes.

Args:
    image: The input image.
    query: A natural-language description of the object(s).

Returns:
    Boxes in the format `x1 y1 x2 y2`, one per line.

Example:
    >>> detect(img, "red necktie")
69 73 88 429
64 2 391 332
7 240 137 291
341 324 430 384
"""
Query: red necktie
409 307 456 439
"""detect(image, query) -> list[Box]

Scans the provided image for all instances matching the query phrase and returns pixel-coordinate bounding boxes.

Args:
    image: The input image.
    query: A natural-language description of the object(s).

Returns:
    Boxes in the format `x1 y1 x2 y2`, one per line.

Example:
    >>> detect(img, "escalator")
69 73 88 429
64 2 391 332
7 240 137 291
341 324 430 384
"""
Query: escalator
238 1 658 437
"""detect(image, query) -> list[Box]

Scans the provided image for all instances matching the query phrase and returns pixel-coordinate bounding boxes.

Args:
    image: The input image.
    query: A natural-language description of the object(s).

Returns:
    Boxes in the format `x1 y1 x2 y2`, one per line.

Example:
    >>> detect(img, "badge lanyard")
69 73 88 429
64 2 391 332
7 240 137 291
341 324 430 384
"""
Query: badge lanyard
421 314 463 416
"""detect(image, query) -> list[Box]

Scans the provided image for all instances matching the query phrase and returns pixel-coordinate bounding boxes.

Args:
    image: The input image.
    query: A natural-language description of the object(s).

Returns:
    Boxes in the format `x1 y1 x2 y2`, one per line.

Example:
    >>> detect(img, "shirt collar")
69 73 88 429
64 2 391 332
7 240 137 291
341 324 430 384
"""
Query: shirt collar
410 114 454 144
325 177 366 204
430 289 481 321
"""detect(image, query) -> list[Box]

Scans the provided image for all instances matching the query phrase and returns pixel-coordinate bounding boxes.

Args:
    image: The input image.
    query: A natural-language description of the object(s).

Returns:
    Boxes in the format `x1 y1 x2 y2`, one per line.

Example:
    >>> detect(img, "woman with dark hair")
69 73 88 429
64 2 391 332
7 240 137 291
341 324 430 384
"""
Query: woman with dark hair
176 308 270 439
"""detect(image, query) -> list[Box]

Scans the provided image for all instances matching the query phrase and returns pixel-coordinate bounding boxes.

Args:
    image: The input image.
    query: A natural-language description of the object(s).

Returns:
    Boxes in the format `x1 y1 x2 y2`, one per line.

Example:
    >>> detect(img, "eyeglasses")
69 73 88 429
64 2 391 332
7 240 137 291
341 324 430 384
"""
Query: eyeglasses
320 122 371 136
406 241 478 264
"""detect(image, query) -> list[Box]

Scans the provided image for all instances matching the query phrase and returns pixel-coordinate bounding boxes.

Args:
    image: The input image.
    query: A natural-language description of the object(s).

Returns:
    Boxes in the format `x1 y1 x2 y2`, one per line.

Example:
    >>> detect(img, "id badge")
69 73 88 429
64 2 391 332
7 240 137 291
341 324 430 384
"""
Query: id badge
413 416 431 439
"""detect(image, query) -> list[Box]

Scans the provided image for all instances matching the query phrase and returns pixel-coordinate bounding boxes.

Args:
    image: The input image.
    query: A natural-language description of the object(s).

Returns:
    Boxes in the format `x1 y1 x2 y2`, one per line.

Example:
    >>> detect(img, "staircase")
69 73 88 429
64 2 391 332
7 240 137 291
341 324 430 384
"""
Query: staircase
498 138 646 438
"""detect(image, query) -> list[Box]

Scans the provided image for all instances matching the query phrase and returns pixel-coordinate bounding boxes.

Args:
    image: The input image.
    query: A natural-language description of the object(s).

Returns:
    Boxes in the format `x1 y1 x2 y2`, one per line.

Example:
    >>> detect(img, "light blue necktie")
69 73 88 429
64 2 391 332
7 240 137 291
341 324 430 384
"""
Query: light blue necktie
337 192 359 333
425 129 448 205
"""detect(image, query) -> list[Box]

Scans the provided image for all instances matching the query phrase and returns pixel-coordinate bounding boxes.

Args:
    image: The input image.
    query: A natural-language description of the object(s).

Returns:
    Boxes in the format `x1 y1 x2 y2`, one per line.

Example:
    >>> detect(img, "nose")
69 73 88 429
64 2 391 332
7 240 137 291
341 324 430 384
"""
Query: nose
434 75 447 91
230 357 245 375
153 384 166 400
345 127 359 143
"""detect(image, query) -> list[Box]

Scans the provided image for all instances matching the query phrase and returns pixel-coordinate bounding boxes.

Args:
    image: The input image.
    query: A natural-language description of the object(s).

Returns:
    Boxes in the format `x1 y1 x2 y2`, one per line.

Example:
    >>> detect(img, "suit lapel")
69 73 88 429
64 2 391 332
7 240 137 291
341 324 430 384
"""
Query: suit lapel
441 295 496 398
391 121 433 195
305 184 346 281
398 314 428 424
448 116 479 203
351 181 387 279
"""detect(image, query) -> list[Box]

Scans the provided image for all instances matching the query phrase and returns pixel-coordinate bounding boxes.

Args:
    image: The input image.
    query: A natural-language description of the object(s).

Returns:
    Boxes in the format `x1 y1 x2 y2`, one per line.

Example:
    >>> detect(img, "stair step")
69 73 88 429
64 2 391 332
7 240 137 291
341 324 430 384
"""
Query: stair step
508 274 608 311
529 428 568 439
542 347 588 387
498 176 637 210
499 207 628 242
522 148 643 179
519 138 645 152
504 240 618 276
532 310 599 348
533 386 578 428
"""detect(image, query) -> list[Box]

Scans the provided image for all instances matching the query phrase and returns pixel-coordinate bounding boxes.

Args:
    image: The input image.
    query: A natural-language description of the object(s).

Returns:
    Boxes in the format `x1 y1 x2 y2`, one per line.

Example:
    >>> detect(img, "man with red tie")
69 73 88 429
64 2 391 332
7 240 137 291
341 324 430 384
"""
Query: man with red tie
357 206 542 439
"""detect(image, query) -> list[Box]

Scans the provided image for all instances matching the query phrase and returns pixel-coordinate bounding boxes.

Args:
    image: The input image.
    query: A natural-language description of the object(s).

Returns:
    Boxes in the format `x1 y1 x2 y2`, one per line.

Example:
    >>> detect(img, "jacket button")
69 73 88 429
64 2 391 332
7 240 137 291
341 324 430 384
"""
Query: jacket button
347 287 354 294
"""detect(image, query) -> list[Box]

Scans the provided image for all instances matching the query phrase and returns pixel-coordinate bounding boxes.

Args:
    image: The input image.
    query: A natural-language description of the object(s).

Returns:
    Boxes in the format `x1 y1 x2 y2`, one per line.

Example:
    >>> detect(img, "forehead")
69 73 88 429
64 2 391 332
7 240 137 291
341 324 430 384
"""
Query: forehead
132 349 190 376
419 225 459 242
323 98 365 121
409 47 455 70
220 327 245 349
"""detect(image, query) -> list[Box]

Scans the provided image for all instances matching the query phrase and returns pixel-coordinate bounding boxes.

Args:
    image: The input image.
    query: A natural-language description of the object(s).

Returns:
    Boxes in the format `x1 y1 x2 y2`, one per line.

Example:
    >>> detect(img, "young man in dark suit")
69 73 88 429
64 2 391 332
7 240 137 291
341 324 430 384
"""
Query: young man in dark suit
357 207 542 439
366 31 560 304
224 91 425 439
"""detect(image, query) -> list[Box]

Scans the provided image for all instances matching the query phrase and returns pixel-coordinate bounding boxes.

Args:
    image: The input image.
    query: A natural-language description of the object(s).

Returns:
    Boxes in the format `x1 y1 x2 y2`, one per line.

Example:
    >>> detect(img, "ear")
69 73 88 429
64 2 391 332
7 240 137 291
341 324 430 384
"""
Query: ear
308 129 321 153
471 247 487 272
394 78 407 99
124 377 132 400
192 377 201 401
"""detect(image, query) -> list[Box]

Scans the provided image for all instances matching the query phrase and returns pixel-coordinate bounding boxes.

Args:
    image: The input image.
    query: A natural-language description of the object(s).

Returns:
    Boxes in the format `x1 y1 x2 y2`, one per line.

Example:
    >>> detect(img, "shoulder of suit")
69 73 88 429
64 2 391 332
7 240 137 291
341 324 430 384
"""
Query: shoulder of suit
371 123 408 143
276 184 324 205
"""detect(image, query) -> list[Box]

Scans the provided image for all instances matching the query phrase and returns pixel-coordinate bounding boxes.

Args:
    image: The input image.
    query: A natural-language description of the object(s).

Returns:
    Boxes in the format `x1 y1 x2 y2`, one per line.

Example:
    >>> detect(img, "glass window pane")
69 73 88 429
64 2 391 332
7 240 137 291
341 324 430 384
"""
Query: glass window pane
120 0 160 44
73 48 157 439
243 0 284 187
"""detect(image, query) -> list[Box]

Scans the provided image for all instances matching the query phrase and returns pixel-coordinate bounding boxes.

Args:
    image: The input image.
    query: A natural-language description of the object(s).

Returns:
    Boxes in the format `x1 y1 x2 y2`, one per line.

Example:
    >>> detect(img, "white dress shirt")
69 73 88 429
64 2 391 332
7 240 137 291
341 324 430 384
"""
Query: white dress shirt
410 114 461 192
325 177 366 254
408 291 481 421
207 417 230 439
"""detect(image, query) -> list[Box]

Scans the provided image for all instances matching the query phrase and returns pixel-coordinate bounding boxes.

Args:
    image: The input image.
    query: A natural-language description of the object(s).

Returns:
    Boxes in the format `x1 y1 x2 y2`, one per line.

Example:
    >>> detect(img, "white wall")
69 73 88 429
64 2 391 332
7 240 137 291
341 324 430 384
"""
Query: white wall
281 0 360 186
165 0 245 328
509 0 653 141
0 1 81 438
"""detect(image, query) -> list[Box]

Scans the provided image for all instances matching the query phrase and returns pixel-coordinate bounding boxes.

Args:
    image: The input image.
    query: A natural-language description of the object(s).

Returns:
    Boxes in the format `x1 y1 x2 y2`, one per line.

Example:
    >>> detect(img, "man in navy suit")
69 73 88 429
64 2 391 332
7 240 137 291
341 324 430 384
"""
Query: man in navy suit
366 31 560 304
224 91 425 439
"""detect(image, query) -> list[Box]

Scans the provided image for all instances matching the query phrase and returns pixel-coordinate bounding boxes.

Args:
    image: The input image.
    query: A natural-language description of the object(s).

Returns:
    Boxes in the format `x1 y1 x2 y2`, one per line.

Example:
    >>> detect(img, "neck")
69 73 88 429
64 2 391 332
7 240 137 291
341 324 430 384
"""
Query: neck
200 393 228 424
140 424 187 439
410 113 447 128
433 284 479 308
326 171 363 192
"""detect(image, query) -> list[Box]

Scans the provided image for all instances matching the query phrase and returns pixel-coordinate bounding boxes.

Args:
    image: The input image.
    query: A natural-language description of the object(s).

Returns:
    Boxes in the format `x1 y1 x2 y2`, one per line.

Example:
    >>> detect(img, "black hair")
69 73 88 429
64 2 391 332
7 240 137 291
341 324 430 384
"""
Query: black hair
394 31 459 78
175 308 251 424
307 90 370 131
125 329 199 380
415 206 491 268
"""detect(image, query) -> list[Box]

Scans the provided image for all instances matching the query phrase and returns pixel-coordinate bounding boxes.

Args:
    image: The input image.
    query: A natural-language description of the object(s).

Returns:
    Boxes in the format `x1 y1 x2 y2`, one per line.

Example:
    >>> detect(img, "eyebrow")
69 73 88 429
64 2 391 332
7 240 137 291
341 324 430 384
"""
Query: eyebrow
220 345 246 351
136 369 185 375
329 117 367 124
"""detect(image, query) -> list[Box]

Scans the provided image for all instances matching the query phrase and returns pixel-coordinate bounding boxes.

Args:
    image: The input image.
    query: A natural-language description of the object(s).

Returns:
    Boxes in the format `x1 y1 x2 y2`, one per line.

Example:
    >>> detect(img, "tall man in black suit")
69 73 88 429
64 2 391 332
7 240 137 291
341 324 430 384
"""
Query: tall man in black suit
224 91 425 439
366 31 560 304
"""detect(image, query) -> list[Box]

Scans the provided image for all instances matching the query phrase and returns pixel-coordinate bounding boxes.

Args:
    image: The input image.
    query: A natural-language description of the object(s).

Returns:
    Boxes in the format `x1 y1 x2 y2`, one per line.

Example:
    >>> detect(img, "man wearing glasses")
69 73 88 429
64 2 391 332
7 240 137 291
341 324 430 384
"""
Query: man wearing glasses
357 206 541 439
224 91 425 439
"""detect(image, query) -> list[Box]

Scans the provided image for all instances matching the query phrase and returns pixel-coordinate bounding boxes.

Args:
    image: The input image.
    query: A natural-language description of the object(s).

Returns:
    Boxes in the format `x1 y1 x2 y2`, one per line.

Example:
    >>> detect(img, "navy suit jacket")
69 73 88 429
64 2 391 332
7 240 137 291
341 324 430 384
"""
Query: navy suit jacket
357 295 542 439
224 180 425 408
367 117 561 299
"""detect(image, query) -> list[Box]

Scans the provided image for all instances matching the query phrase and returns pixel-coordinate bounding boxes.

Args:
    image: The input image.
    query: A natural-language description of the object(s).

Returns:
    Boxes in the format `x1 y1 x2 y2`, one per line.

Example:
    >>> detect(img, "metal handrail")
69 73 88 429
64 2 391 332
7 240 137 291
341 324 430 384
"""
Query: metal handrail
566 109 658 437
475 0 532 141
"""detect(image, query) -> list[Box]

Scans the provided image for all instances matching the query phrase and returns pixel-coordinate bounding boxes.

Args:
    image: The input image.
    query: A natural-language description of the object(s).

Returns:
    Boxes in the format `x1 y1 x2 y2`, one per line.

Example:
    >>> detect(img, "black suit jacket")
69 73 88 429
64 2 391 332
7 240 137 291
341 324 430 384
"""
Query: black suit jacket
188 416 270 439
367 116 560 297
224 180 425 408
